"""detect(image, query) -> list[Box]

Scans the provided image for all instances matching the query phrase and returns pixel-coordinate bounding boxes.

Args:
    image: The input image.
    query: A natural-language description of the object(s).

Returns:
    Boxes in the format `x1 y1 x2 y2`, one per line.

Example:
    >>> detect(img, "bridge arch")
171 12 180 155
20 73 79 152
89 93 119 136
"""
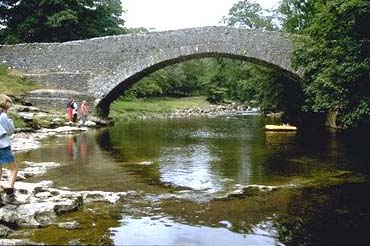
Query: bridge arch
97 51 301 116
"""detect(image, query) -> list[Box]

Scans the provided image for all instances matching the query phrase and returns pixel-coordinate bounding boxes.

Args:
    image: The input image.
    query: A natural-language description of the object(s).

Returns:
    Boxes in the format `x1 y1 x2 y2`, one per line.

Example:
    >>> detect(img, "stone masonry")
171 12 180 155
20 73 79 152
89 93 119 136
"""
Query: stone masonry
0 26 301 116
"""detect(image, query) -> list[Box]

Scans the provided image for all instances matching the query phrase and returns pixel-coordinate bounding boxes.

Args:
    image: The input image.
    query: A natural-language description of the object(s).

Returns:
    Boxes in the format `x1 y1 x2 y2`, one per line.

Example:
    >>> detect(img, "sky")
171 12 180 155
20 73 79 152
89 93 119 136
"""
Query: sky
121 0 279 31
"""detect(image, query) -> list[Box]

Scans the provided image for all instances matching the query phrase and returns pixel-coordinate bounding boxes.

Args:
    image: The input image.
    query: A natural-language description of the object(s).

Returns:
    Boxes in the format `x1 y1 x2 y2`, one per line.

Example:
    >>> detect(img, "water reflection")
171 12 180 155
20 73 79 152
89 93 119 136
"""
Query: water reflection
158 144 222 192
66 133 89 161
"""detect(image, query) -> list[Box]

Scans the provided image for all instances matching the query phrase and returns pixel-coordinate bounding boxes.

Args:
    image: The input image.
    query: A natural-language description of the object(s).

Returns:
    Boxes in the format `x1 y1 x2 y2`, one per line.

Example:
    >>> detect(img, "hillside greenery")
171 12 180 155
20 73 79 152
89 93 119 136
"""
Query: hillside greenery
110 96 210 120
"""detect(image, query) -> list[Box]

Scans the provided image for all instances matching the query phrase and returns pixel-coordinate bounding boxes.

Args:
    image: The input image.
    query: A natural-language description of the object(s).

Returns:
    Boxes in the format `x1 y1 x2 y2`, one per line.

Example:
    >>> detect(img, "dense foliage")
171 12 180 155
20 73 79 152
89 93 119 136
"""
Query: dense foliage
124 57 303 121
0 0 126 43
279 0 370 128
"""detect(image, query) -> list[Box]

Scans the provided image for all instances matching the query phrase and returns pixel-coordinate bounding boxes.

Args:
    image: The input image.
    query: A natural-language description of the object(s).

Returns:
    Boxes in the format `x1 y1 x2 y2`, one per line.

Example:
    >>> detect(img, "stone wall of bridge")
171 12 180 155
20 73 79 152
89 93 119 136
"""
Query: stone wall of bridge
0 26 300 116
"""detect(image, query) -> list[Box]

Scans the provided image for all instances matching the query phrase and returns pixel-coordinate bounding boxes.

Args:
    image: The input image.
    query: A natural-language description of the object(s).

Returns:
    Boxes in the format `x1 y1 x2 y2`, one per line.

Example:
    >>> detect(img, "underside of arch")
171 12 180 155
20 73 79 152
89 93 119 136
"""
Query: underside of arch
96 52 301 117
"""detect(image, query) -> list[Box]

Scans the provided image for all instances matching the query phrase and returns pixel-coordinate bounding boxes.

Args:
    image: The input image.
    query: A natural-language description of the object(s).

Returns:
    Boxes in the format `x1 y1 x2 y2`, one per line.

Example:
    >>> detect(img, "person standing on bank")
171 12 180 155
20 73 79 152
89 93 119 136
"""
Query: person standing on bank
0 94 18 204
72 98 78 123
66 96 73 123
79 100 88 125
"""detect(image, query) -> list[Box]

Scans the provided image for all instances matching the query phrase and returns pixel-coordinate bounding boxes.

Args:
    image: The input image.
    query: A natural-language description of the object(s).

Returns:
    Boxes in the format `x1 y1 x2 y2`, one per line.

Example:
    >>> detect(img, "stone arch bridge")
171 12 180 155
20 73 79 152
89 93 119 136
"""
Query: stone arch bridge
0 26 301 117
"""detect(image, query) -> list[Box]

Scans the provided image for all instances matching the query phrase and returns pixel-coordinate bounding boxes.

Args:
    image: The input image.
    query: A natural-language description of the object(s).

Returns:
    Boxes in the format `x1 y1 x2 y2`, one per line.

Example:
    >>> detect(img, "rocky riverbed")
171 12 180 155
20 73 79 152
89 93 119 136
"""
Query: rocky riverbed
0 157 132 244
0 124 129 244
137 104 261 119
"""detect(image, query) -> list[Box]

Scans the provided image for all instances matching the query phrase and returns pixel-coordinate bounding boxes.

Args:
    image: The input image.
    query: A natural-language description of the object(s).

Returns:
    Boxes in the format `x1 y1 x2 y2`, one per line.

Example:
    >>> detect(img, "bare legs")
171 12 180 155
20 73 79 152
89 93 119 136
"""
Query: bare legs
0 163 18 189
7 163 18 189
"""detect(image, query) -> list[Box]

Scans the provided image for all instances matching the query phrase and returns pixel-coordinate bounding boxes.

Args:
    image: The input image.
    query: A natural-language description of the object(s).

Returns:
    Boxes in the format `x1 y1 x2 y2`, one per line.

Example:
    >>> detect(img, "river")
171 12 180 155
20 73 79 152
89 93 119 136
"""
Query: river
15 115 369 245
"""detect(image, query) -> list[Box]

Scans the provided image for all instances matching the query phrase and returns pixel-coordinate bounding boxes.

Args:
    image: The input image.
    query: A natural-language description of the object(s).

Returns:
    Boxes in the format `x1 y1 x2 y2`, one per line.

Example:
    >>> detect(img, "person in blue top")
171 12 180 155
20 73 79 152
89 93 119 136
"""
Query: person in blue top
0 94 18 204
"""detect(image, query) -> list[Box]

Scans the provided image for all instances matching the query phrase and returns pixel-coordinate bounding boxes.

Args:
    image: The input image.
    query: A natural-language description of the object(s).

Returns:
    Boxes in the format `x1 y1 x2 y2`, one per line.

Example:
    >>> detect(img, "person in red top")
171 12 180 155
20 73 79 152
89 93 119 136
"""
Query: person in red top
66 96 73 123
79 100 88 125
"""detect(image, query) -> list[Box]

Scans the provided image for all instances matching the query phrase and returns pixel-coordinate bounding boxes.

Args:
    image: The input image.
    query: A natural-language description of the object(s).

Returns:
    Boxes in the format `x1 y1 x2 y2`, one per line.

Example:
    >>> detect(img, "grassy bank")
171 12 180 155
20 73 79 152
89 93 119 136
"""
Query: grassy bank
0 66 38 95
110 96 211 120
0 66 40 128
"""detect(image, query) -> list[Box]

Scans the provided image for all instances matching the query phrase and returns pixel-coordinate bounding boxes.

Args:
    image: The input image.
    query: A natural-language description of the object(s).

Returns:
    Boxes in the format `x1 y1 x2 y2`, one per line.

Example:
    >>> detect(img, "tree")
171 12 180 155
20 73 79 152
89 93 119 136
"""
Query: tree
279 0 370 128
0 0 126 43
223 0 278 31
278 0 319 33
220 0 304 117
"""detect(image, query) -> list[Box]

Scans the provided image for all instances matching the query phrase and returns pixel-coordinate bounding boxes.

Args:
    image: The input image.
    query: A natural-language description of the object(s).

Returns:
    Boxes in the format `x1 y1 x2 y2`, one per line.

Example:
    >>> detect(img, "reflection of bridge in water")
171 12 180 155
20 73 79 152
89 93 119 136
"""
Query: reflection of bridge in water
0 26 302 116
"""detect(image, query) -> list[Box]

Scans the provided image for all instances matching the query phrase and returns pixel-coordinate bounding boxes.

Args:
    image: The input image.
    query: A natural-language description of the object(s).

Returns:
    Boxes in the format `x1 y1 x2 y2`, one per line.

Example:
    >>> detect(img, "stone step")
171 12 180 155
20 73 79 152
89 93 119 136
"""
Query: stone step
24 89 95 110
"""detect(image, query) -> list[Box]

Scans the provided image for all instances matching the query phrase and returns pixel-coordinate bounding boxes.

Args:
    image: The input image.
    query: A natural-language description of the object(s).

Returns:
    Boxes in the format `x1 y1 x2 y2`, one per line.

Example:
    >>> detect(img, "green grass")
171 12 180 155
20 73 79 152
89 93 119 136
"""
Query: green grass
0 65 39 95
7 111 27 128
110 96 211 120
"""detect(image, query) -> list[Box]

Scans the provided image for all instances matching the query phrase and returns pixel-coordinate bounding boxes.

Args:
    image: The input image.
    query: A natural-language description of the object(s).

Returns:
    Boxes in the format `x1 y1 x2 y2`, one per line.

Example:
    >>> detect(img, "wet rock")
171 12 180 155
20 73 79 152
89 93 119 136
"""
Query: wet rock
34 192 53 199
0 239 43 245
266 112 283 118
220 184 280 199
14 105 45 113
37 126 88 134
0 180 72 226
50 118 63 128
137 161 153 166
88 116 112 126
79 191 126 204
219 220 232 229
14 128 35 133
0 183 83 228
21 161 61 178
165 104 260 119
2 162 61 181
21 100 33 107
83 120 96 127
0 157 126 239
11 133 43 152
57 221 81 230
0 224 13 238
18 112 34 121
68 239 83 245
0 177 127 229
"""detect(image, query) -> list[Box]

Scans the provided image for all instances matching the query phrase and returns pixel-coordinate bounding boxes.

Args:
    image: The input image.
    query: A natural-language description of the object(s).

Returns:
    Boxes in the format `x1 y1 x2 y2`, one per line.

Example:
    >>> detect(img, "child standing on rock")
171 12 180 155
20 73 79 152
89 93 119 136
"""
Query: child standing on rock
0 94 18 204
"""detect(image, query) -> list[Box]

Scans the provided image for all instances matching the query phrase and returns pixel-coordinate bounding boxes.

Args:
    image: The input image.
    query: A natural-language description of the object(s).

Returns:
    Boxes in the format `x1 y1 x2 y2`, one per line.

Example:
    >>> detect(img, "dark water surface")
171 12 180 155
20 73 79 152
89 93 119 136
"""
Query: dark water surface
16 115 369 245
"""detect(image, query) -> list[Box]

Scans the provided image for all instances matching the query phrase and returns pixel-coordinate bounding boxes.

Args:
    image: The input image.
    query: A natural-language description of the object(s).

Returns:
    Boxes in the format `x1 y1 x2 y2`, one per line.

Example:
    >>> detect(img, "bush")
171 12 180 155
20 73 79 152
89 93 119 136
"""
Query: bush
207 87 228 104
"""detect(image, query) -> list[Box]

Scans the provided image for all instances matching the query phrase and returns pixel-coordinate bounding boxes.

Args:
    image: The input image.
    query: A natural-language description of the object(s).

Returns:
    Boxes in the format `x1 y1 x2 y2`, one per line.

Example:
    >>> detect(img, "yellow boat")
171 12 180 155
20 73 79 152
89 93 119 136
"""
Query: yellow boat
265 124 297 131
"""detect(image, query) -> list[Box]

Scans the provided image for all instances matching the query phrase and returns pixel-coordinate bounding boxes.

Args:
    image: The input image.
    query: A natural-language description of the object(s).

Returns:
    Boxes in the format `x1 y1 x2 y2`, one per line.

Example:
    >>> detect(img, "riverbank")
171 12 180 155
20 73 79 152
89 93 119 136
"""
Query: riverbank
1 125 130 244
110 96 260 121
0 160 129 245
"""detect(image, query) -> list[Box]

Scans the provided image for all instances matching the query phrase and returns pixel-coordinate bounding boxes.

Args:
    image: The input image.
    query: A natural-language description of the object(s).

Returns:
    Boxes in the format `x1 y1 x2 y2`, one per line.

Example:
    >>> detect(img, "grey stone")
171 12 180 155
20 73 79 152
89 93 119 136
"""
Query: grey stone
57 221 81 230
68 239 83 246
0 239 43 245
0 224 13 238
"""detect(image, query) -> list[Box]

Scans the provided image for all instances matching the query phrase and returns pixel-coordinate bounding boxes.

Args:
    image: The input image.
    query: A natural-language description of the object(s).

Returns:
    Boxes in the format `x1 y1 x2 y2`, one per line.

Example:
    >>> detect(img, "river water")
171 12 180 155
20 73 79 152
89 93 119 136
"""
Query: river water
16 115 369 245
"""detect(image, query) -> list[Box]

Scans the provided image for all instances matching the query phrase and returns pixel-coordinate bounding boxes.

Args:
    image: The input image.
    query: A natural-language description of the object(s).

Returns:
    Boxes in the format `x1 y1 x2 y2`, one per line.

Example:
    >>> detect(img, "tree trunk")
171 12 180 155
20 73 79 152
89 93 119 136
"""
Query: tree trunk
325 110 339 129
